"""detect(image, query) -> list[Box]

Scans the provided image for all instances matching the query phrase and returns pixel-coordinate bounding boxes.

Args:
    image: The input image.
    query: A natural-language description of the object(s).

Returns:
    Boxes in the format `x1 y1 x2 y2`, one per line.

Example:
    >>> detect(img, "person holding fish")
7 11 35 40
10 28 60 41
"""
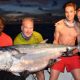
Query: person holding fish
14 17 45 80
77 7 80 22
0 17 18 80
50 2 80 80
76 7 80 57
0 16 12 47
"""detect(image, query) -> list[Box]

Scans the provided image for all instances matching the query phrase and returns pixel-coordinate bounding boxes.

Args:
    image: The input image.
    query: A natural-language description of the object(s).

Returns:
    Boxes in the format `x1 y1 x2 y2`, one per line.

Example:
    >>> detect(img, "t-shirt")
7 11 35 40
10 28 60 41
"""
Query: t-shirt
0 32 13 47
14 31 43 45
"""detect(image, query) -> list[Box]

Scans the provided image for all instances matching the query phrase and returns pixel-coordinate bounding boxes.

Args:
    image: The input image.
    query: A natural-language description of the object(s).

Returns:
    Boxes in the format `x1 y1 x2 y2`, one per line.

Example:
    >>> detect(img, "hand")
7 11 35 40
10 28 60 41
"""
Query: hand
19 70 30 78
48 59 61 67
62 48 78 57
72 48 79 55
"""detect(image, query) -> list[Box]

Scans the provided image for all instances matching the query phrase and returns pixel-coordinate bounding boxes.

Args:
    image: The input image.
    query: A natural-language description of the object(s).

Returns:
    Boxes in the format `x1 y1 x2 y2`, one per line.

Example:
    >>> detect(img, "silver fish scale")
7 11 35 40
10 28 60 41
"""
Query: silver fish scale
24 59 49 72
0 43 78 74
0 52 13 70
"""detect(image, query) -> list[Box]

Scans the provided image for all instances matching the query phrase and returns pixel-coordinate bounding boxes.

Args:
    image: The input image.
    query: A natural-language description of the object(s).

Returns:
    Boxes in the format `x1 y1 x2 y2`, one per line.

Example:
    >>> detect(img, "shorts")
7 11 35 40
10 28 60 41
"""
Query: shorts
51 56 80 72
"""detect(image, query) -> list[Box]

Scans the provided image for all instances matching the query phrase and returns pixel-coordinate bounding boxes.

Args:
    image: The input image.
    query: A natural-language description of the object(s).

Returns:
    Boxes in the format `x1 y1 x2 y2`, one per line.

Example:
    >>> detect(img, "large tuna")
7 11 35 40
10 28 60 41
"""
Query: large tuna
0 43 79 75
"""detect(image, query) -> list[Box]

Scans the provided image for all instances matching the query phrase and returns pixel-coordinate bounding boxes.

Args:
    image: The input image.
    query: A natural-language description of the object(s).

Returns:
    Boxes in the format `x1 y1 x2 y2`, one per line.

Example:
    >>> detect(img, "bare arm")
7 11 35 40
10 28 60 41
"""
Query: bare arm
53 25 60 45
77 23 80 52
77 32 80 52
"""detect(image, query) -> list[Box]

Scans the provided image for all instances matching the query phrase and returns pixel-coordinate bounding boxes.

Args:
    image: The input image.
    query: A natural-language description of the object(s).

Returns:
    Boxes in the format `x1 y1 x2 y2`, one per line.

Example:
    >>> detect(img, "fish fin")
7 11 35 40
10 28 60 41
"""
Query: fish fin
13 53 27 59
40 39 48 43
12 72 20 76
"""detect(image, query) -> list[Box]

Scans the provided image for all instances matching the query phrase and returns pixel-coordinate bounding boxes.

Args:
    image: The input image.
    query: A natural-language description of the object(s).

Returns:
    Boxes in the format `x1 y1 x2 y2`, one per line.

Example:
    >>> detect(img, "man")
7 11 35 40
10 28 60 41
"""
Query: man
0 16 12 47
14 17 45 80
76 7 80 56
49 2 80 80
0 17 18 80
77 7 80 22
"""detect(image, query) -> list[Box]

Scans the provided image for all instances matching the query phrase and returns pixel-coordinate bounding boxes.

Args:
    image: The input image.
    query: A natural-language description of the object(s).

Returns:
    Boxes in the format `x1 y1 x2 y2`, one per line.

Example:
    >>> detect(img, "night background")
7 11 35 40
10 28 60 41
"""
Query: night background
0 0 80 43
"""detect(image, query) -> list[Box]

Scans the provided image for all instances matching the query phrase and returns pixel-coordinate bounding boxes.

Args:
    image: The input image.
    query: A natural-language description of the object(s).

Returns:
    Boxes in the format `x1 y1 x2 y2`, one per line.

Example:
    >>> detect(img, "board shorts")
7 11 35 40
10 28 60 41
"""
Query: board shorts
51 55 80 72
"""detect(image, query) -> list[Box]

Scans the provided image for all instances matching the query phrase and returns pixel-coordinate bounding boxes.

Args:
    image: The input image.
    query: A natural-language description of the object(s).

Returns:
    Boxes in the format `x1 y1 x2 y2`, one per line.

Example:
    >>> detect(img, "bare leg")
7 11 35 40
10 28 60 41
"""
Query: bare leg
71 69 80 80
36 70 45 80
49 69 60 80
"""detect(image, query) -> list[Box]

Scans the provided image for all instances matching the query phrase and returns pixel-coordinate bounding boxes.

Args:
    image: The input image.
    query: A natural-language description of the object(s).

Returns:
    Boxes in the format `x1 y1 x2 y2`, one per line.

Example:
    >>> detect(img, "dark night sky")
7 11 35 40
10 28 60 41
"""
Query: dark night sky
0 0 79 13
